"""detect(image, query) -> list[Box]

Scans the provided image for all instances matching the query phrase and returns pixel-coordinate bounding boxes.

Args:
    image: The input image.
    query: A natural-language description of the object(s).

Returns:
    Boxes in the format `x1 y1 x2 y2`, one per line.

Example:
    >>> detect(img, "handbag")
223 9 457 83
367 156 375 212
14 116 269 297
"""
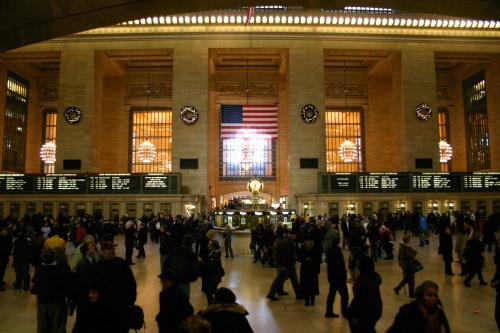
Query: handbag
128 304 145 330
407 258 423 273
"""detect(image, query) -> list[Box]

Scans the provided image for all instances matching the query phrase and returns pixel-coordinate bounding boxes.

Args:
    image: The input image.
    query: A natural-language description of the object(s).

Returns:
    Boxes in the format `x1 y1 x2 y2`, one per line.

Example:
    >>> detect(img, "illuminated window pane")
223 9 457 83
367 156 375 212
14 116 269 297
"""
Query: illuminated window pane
41 109 57 173
220 136 275 180
325 110 363 172
3 71 29 172
438 108 450 172
130 108 172 173
462 71 490 171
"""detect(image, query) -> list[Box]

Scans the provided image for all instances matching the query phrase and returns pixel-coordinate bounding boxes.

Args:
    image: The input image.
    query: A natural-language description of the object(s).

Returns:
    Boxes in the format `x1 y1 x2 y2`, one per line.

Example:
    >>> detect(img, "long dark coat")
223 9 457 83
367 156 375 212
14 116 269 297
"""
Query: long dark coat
298 243 320 297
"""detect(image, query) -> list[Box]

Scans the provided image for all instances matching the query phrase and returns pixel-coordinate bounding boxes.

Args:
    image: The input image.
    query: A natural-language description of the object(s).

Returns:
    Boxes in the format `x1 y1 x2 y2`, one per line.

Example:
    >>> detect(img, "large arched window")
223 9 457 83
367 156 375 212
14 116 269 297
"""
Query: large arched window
129 107 172 173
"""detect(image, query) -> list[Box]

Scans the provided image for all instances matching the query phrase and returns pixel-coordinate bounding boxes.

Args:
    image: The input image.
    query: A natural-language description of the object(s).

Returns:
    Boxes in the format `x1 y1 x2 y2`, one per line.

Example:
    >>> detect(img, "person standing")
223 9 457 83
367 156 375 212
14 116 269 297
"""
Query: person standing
93 243 137 333
325 238 349 318
346 256 383 333
298 239 320 306
32 249 73 333
394 236 417 298
124 221 136 265
223 224 234 259
438 221 454 276
159 225 174 272
266 230 301 301
164 234 199 299
136 222 147 258
12 229 31 291
156 269 194 333
491 238 500 331
0 227 12 291
387 280 451 333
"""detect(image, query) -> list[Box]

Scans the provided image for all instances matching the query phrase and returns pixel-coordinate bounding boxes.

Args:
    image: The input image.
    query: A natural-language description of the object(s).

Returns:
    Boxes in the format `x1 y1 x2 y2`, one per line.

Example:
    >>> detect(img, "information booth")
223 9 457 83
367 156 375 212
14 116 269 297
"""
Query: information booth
214 209 297 230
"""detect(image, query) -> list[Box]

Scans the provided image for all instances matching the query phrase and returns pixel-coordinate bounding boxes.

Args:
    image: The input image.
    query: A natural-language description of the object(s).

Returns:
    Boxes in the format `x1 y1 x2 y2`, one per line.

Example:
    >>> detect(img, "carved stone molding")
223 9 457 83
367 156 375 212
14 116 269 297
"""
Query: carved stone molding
437 86 452 99
126 84 172 98
325 83 368 98
39 86 58 100
216 83 278 96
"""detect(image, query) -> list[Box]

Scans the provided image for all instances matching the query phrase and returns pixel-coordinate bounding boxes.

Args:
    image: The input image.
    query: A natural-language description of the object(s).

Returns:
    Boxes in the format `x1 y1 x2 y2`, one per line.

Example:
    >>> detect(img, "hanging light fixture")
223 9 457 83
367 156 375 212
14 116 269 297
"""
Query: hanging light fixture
339 60 358 163
439 140 453 162
40 141 56 164
339 139 358 162
138 138 156 163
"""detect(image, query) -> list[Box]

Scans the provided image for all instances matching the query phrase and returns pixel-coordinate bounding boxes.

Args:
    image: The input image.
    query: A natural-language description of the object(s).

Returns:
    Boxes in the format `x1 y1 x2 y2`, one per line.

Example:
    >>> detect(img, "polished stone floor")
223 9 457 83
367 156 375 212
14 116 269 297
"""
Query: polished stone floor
0 234 497 332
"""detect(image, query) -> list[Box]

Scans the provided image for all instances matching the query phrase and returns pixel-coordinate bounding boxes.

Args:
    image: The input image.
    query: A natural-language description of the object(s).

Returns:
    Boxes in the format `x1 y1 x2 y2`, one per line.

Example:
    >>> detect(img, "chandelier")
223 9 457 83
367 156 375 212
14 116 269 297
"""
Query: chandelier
40 141 56 164
138 139 156 163
439 140 453 162
339 139 358 163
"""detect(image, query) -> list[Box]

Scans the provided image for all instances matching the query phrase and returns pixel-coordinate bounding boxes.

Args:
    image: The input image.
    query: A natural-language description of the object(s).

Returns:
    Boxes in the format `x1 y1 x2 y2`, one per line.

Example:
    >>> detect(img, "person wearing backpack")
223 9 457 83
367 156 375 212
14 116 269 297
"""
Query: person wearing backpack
164 234 199 299
394 236 418 298
156 269 194 333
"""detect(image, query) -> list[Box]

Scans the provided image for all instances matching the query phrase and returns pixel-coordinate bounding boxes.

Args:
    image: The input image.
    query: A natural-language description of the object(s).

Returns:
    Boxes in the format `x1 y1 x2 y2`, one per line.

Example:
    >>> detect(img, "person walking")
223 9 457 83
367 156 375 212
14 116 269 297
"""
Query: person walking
387 280 451 333
136 222 147 258
156 269 194 333
267 230 301 300
325 238 349 318
463 231 487 287
223 224 234 259
124 221 136 265
12 229 31 291
346 256 383 333
201 239 225 305
298 239 321 306
0 227 12 291
394 236 417 298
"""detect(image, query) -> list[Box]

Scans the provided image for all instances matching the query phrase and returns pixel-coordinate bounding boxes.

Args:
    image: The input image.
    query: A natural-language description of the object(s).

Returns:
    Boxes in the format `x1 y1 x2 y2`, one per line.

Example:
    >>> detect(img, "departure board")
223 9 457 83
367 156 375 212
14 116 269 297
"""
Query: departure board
358 173 410 191
35 174 88 193
89 174 141 193
463 173 500 191
330 174 357 192
412 173 461 191
0 174 35 193
142 174 171 193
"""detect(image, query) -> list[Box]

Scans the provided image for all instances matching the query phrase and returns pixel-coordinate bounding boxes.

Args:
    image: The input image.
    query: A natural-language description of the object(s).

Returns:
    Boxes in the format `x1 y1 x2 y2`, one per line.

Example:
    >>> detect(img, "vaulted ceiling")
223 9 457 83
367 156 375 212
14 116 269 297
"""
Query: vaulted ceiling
1 0 499 52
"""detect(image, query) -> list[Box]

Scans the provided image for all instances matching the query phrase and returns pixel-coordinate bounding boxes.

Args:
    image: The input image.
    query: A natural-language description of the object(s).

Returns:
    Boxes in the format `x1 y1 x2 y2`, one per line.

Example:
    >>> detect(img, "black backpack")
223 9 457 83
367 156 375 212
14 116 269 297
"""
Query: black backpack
128 305 145 331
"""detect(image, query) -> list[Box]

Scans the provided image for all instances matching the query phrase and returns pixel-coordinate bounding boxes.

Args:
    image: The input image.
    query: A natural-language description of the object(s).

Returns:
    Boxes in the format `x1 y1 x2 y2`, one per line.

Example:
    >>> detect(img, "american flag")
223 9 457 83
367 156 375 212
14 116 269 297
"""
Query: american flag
244 6 255 25
220 104 278 139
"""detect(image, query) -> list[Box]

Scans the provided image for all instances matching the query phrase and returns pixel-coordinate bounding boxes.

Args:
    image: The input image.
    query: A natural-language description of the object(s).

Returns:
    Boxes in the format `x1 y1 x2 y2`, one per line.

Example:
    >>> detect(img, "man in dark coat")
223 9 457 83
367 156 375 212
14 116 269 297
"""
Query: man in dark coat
156 269 194 333
32 249 73 333
0 227 12 290
463 232 487 287
347 256 382 333
164 234 199 299
325 238 349 318
93 243 137 332
266 230 301 300
12 229 32 291
438 220 454 275
124 221 137 265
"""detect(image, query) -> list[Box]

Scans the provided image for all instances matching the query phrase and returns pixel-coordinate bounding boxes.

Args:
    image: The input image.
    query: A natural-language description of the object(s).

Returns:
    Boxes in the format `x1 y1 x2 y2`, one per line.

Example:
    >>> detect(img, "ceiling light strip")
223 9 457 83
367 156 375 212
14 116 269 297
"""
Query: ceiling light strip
119 15 500 30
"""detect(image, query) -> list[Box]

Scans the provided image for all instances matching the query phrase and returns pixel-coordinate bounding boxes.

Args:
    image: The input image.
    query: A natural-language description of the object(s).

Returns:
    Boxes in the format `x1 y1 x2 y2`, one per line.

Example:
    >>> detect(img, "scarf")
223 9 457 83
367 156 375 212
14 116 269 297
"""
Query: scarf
417 302 442 333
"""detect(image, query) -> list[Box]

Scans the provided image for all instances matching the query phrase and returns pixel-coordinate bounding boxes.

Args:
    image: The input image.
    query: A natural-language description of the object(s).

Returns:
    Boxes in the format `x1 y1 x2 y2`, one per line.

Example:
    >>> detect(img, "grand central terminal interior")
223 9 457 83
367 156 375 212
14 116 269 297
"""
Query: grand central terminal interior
0 1 500 332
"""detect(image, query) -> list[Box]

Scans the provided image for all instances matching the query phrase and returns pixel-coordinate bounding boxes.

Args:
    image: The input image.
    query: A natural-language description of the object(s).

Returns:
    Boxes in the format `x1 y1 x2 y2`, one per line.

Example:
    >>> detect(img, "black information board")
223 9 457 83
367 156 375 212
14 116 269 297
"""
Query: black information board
0 173 181 194
0 174 35 193
89 174 141 193
319 172 500 193
36 175 88 193
358 173 410 191
412 173 461 192
463 173 500 191
330 174 357 192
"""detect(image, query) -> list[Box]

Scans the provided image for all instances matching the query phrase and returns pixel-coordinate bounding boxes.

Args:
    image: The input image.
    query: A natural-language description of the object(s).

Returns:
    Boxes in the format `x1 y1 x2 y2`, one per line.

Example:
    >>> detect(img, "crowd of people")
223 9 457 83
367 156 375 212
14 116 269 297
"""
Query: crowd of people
0 208 498 332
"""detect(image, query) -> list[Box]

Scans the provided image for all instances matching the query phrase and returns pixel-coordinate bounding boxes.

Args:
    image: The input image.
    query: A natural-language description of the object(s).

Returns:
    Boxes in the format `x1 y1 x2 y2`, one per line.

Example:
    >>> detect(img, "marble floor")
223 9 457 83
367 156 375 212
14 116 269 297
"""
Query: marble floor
0 234 498 333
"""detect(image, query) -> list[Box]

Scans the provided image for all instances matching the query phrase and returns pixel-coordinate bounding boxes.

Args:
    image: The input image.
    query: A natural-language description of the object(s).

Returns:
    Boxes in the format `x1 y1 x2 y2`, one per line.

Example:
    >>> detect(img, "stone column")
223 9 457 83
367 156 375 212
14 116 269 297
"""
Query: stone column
398 48 440 171
56 50 99 172
172 47 209 210
288 47 325 209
